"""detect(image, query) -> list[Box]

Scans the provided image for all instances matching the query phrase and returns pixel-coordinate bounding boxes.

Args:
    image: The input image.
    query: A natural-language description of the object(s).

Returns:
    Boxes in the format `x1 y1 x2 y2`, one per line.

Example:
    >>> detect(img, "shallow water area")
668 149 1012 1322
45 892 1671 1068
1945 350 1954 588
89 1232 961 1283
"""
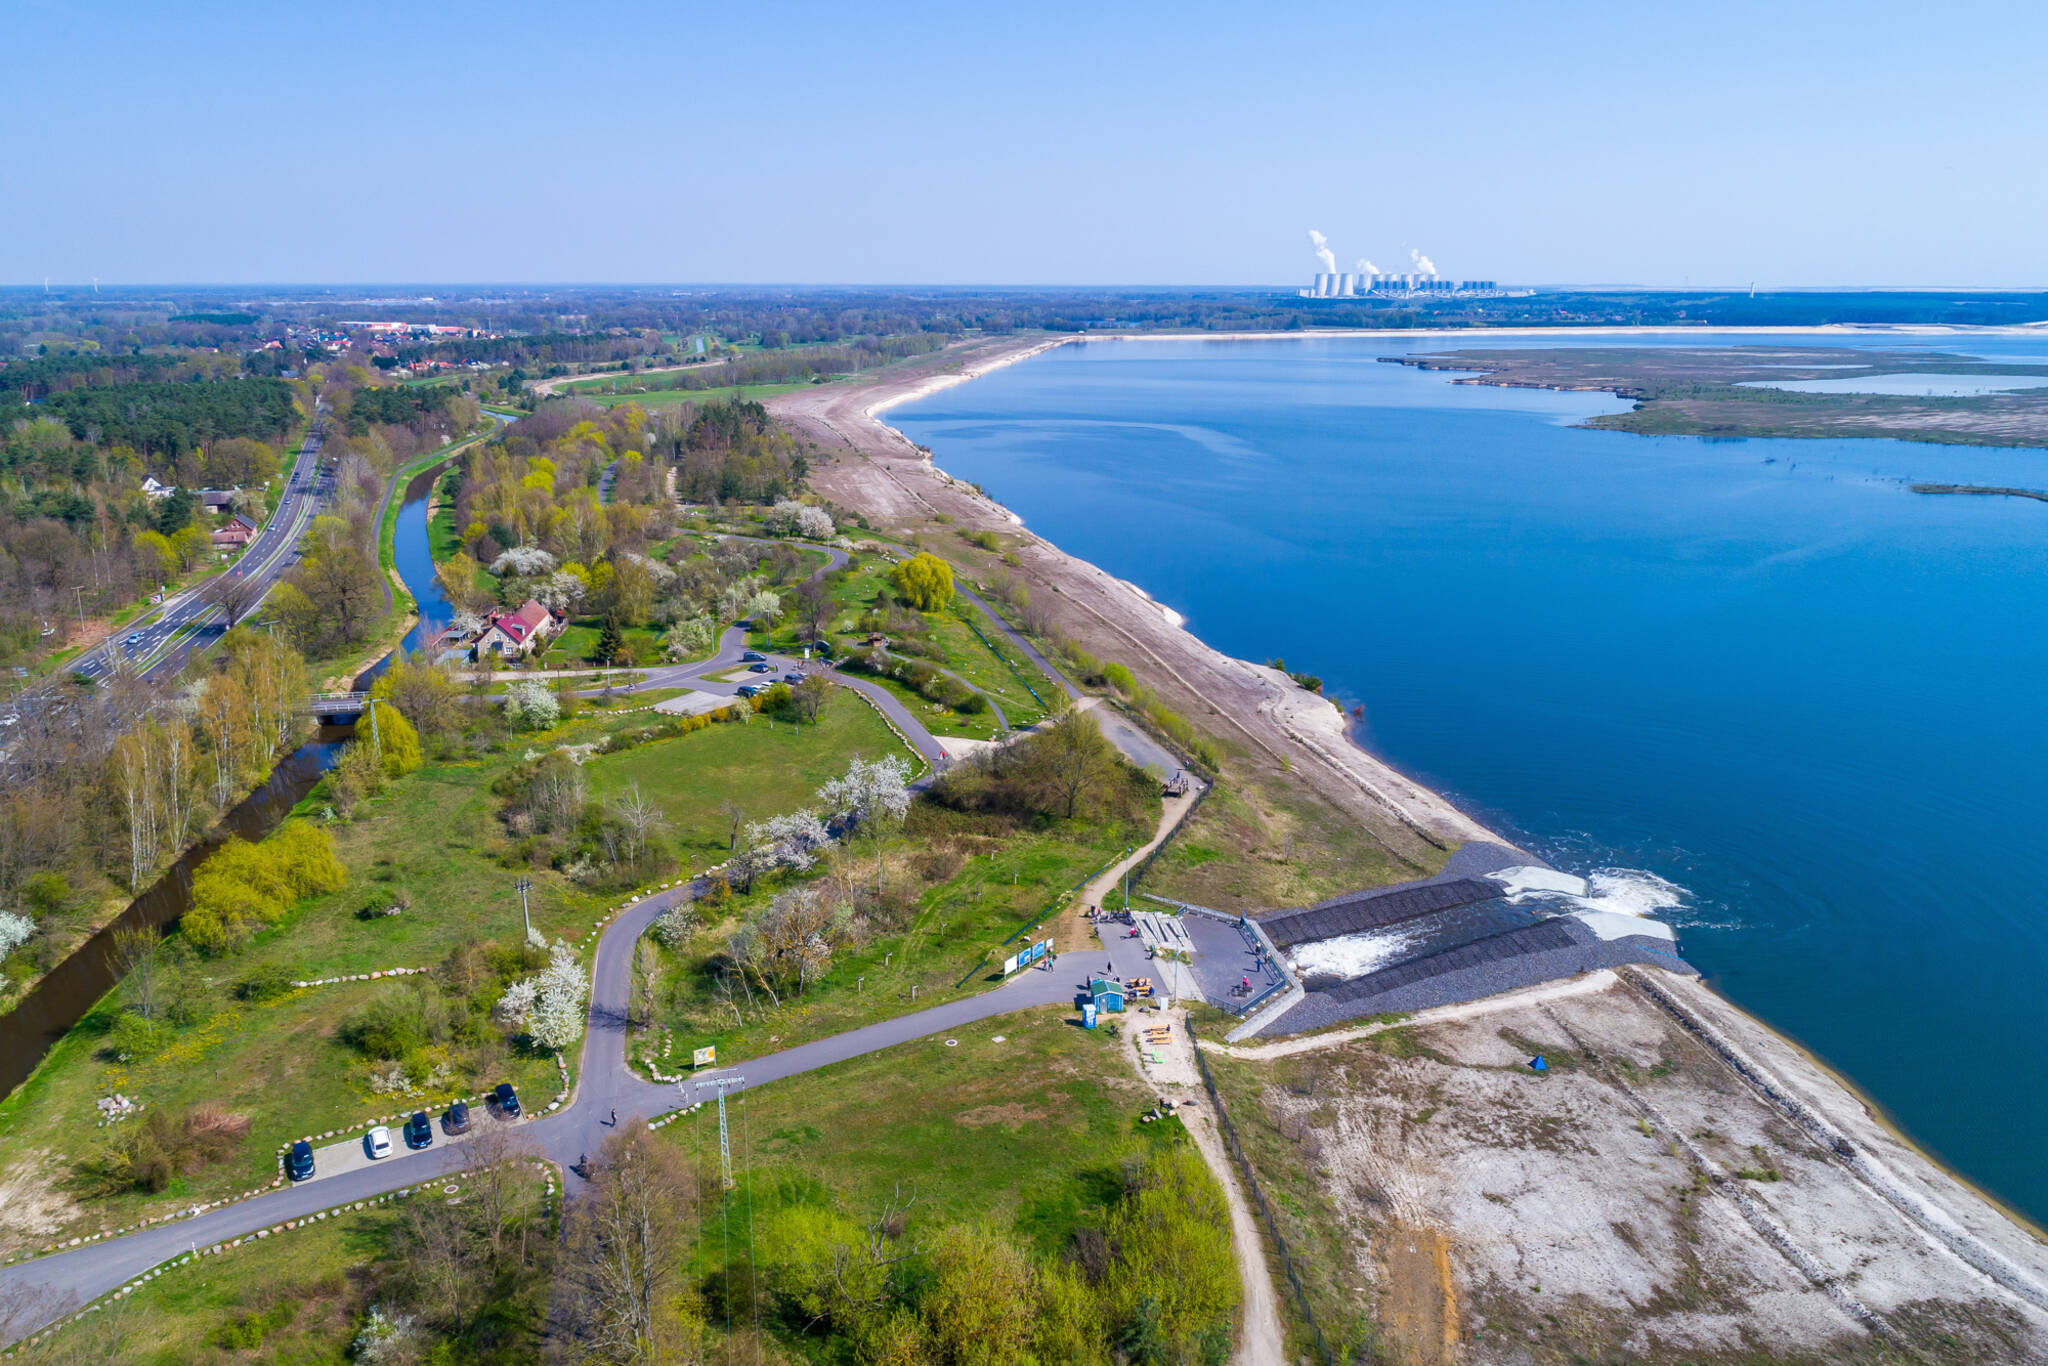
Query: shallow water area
892 328 2048 1224
1740 372 2048 396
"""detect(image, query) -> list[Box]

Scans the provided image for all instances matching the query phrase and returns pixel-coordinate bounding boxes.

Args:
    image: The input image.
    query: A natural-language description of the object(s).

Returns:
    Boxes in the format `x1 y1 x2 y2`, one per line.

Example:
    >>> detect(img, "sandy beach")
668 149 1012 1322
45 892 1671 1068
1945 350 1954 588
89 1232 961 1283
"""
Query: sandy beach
771 332 2048 1362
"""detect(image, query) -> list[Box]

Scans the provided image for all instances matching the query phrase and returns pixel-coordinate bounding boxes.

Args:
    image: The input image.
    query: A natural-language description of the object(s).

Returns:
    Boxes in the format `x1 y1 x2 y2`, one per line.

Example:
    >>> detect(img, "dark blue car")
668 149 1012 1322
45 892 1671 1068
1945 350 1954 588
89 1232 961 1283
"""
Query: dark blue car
404 1111 433 1149
287 1140 314 1181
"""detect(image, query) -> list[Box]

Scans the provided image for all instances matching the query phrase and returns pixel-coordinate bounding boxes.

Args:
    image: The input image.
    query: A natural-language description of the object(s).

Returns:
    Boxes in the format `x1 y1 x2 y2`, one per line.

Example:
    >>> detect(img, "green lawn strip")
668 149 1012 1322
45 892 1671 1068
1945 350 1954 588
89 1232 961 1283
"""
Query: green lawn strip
645 799 1152 1064
543 619 666 667
665 1005 1180 1281
583 692 899 864
927 601 1058 725
426 467 465 564
562 379 814 409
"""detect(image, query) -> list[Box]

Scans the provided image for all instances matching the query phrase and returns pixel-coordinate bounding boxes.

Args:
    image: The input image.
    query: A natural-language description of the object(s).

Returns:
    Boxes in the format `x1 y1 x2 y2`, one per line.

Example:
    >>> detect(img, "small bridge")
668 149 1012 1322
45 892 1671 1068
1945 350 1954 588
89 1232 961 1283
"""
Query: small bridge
307 691 372 720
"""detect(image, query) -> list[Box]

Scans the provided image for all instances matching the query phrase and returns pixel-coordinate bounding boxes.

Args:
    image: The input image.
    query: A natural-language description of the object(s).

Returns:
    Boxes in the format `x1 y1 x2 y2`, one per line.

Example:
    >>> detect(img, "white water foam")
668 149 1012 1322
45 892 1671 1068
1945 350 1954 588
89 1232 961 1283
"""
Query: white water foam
1291 925 1421 979
1491 865 1688 941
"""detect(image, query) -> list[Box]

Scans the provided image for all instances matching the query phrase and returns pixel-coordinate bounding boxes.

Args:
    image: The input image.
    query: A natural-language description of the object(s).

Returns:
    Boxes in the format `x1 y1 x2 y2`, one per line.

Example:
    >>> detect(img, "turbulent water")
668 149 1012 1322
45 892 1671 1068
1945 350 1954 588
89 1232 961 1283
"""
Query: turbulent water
891 330 2048 1224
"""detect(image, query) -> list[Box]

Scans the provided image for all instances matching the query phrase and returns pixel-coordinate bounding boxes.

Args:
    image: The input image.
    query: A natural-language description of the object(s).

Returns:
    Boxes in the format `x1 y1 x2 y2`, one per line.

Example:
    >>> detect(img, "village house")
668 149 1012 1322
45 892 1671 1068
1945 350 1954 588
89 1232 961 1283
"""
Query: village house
473 599 564 660
210 513 259 550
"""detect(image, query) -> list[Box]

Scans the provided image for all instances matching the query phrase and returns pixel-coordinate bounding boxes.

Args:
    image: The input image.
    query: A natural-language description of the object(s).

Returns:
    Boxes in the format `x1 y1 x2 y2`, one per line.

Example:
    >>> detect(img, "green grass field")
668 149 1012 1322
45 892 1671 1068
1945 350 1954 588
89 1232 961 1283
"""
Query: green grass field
664 1003 1181 1272
543 619 666 667
585 691 909 861
561 379 814 409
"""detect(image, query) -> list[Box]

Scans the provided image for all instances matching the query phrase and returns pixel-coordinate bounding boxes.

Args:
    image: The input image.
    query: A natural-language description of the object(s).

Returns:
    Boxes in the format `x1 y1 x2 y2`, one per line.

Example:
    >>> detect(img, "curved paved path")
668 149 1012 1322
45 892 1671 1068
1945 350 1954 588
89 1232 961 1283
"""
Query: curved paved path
0 541 1193 1347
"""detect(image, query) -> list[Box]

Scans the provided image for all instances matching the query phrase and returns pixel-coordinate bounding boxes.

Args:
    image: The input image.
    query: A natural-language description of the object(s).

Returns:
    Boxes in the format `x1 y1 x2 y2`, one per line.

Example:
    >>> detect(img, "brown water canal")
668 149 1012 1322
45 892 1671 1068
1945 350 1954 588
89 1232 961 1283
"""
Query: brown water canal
0 730 351 1101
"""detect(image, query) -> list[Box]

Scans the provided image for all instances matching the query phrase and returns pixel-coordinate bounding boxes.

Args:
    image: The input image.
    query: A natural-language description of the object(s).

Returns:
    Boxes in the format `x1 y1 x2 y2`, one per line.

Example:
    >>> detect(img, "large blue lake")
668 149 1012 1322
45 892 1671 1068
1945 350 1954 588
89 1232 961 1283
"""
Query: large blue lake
891 332 2048 1224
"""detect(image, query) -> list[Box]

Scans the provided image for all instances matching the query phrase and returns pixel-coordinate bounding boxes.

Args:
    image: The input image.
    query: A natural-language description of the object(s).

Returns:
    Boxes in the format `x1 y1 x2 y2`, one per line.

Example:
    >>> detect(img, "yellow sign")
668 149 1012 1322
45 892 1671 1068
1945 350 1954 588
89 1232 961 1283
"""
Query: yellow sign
693 1046 717 1068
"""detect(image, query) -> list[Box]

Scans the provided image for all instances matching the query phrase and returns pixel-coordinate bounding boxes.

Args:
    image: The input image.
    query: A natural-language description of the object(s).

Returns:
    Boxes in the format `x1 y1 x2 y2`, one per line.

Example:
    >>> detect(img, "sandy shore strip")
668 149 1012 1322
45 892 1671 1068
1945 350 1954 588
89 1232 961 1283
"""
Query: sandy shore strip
772 335 2048 1331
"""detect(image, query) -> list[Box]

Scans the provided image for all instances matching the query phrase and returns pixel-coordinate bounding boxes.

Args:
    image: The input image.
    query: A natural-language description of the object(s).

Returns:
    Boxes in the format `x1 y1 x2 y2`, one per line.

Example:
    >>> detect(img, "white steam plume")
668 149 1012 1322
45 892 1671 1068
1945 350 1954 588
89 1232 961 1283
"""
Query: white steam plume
1356 258 1379 275
1410 248 1438 277
1308 230 1336 274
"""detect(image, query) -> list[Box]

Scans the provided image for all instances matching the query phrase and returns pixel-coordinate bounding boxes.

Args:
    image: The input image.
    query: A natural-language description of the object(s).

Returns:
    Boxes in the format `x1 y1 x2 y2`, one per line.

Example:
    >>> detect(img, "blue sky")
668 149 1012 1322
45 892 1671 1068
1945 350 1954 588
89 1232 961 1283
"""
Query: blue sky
5 1 2044 286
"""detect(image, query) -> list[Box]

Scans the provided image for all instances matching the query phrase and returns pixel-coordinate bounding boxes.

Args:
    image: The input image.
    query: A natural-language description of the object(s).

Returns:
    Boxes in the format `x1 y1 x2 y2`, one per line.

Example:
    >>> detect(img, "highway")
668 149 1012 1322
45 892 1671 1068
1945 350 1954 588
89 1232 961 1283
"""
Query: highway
67 408 332 687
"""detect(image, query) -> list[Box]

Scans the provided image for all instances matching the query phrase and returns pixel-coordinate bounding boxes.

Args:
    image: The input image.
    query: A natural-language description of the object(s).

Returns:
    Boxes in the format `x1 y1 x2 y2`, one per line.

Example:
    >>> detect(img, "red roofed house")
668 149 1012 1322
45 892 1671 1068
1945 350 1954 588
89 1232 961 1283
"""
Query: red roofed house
210 513 259 550
474 599 564 660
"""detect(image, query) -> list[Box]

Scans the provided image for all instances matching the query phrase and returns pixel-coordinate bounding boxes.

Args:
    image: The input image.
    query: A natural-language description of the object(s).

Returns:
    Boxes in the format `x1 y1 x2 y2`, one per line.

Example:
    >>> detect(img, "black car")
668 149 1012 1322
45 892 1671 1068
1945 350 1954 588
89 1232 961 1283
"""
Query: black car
444 1100 470 1135
494 1082 521 1117
782 672 805 684
404 1111 433 1149
747 662 775 673
741 650 766 662
286 1140 314 1181
736 683 762 698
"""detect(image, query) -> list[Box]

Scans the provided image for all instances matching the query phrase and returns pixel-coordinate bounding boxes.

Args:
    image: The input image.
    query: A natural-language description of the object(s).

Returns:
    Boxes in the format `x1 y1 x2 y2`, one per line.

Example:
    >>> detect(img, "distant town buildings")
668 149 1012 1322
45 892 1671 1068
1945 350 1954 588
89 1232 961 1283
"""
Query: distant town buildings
1300 272 1505 299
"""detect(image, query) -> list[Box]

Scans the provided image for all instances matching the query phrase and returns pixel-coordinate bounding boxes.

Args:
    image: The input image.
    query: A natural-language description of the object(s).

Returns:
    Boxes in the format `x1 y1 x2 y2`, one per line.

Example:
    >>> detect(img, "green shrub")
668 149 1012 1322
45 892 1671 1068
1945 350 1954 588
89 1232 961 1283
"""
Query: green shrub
233 963 294 1002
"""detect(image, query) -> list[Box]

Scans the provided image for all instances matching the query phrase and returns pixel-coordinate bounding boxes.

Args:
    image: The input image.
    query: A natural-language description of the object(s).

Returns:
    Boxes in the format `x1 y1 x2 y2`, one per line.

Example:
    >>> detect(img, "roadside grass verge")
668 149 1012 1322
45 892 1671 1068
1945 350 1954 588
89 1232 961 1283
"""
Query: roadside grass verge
7 1175 549 1366
563 379 814 408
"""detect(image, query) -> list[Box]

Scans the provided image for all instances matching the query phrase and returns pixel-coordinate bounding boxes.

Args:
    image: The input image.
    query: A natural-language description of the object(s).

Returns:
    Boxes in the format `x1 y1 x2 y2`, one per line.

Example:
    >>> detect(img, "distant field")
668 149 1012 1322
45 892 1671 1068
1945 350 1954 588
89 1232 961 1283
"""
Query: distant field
562 378 815 408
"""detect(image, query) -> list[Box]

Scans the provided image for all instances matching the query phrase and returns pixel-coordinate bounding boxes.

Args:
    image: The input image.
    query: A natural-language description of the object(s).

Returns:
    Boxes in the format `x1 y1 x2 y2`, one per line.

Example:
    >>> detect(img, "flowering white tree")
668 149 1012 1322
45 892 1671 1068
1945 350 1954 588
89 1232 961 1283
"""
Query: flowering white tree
491 545 557 577
817 756 912 831
495 941 589 1053
534 570 588 613
0 911 34 959
353 1305 421 1365
766 501 835 540
531 940 590 1051
494 978 538 1031
663 615 718 661
745 589 783 625
743 810 832 874
506 680 560 731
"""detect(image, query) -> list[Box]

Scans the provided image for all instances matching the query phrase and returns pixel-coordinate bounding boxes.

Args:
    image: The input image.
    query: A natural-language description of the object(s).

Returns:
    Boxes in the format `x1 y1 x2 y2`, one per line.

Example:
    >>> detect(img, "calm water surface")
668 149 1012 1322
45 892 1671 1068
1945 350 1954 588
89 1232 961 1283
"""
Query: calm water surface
892 331 2048 1223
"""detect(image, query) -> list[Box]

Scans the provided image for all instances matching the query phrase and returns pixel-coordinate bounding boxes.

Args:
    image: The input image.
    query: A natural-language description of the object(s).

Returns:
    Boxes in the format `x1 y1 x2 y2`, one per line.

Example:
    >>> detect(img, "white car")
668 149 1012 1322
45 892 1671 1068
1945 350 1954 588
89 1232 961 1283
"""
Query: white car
366 1125 392 1159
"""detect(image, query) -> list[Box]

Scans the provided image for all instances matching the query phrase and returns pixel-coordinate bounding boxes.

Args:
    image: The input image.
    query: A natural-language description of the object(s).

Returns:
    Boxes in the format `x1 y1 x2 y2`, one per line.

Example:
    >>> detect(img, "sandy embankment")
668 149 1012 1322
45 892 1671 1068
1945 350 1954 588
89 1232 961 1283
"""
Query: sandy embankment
777 338 1495 866
772 333 2048 1359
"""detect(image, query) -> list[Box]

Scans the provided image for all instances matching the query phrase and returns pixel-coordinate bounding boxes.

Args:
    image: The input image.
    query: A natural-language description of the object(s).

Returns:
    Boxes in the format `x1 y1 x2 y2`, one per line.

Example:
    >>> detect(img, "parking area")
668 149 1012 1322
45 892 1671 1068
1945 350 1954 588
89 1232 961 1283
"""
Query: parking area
652 689 734 717
298 1105 520 1185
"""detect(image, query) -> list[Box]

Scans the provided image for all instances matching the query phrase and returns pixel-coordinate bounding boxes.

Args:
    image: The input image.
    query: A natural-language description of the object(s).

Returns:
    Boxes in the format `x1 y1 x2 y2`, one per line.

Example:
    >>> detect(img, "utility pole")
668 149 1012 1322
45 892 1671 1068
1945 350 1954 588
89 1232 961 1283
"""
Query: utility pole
366 696 381 757
515 877 532 943
693 1074 746 1189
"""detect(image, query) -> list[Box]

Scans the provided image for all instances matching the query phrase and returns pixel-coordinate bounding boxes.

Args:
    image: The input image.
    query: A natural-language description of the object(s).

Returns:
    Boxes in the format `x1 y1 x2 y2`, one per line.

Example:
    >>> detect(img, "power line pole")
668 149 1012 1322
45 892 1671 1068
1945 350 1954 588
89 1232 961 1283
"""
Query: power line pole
514 877 532 943
694 1074 746 1189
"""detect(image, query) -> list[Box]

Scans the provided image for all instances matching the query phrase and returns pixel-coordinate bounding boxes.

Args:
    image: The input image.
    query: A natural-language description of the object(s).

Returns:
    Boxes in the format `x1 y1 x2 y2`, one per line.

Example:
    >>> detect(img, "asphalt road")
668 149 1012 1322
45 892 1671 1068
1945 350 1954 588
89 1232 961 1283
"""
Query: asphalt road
68 414 331 687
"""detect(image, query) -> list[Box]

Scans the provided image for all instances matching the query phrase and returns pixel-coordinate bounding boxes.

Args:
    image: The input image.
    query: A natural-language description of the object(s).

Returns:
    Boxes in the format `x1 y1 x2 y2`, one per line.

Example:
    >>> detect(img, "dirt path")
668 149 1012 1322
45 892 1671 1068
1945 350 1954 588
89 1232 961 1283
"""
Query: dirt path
1112 996 1286 1366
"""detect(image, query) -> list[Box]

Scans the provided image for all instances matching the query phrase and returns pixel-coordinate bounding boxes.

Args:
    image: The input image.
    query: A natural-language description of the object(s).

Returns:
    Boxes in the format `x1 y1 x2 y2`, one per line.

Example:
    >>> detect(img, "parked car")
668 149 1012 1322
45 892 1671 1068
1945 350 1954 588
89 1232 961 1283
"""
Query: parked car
404 1111 433 1149
782 672 804 684
740 650 766 662
444 1100 471 1134
494 1082 521 1117
366 1125 393 1159
748 662 774 673
736 683 762 698
286 1140 314 1181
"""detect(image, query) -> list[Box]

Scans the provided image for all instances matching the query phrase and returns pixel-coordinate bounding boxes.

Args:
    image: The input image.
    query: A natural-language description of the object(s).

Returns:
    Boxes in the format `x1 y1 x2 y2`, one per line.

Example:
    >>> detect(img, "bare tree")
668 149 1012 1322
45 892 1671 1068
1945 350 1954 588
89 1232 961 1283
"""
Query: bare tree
216 573 260 629
110 925 162 1020
615 782 665 866
718 798 745 852
559 1121 699 1363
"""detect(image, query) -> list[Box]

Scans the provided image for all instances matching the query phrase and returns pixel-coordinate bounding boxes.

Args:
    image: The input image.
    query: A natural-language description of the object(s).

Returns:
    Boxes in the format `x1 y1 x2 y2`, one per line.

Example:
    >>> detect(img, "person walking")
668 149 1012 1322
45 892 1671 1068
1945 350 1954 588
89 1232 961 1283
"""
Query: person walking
609 1107 618 1126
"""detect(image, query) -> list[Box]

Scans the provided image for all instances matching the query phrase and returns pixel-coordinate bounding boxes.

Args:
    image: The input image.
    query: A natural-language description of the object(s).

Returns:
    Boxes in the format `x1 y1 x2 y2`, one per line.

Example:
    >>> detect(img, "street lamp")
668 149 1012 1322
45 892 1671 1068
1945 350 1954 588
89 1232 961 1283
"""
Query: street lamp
515 877 532 944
